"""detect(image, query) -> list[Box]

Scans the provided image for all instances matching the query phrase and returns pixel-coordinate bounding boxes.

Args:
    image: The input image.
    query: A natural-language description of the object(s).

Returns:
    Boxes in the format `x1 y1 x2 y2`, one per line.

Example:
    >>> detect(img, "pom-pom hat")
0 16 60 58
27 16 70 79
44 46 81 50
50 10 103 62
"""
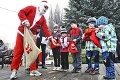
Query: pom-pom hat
61 28 67 33
60 26 67 33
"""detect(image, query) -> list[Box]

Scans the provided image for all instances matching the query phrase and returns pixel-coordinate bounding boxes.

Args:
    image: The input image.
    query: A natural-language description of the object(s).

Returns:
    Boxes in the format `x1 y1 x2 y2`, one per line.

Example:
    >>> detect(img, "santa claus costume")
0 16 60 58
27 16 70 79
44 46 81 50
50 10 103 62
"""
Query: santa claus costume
10 0 52 79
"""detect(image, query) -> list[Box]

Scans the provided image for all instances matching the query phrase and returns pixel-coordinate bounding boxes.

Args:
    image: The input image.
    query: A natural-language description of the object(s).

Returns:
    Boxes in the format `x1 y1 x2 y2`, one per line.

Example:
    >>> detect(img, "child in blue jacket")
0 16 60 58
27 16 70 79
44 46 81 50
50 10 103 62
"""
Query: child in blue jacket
96 16 117 79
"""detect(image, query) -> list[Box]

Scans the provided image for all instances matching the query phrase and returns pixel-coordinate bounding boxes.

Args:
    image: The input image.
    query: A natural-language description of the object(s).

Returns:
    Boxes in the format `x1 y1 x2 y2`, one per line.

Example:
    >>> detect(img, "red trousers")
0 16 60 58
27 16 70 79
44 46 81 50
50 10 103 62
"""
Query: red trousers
10 33 36 71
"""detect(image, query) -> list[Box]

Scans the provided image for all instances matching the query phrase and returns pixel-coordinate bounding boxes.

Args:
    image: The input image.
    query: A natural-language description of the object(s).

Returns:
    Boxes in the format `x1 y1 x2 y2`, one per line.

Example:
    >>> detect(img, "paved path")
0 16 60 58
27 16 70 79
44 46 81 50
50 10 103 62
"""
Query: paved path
0 63 120 80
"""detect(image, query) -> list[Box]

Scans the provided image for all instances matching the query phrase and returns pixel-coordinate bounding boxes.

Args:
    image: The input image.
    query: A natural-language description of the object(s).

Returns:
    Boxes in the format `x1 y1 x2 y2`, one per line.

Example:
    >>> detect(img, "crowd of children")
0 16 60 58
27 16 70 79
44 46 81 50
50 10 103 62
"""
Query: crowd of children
49 16 117 80
50 20 83 73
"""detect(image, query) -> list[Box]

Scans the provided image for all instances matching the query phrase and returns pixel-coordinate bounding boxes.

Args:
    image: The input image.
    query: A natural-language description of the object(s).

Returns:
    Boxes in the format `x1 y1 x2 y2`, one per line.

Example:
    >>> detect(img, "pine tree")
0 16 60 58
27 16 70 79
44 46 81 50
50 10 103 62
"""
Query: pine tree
64 0 120 40
64 0 87 29
64 0 120 26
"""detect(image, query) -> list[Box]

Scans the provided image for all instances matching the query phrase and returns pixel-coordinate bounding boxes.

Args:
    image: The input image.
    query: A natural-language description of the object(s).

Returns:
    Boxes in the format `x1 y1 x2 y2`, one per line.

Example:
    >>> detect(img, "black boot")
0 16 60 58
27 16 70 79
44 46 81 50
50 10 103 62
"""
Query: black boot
103 75 116 79
76 68 81 73
71 68 77 73
42 65 47 69
25 68 30 74
114 57 119 63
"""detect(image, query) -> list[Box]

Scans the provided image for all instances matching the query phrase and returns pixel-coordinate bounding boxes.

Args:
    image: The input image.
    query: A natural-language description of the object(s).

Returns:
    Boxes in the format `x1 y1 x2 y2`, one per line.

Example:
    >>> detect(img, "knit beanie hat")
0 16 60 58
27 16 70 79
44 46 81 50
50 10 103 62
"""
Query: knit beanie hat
60 26 67 33
53 24 59 28
96 16 108 26
70 19 77 24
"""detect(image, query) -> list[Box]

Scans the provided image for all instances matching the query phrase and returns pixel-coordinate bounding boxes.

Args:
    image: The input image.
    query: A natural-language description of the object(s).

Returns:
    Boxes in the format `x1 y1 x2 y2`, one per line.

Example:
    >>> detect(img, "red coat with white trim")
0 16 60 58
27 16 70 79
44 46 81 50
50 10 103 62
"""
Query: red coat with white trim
18 5 51 37
59 37 69 52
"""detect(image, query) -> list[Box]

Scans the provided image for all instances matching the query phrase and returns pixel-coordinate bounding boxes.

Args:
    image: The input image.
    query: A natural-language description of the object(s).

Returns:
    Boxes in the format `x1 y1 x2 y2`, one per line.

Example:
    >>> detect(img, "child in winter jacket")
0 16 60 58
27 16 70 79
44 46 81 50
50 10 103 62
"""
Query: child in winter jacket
69 19 83 73
96 16 117 79
50 24 61 71
82 17 100 75
59 26 70 71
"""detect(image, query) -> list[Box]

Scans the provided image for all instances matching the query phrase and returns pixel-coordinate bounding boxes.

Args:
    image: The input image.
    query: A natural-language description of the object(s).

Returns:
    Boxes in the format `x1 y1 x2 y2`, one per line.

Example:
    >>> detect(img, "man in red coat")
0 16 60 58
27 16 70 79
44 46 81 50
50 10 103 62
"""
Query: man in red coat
10 0 53 79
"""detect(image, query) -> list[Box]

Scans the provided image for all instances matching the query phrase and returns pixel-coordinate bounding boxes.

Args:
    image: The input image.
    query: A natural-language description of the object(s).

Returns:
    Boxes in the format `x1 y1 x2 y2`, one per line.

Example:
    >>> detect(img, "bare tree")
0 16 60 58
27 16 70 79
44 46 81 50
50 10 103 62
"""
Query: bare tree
53 4 61 25
48 8 54 31
48 4 64 31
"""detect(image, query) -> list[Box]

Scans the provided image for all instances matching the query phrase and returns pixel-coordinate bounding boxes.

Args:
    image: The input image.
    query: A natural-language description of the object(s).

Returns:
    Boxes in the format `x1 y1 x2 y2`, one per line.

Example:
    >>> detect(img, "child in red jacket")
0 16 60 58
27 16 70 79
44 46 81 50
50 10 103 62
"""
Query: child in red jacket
50 24 61 71
60 26 70 71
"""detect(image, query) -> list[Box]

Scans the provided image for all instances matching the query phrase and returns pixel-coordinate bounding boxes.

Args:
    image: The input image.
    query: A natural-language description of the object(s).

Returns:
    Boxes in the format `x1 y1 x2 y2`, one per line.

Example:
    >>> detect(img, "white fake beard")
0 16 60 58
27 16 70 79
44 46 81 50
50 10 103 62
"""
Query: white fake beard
39 6 46 15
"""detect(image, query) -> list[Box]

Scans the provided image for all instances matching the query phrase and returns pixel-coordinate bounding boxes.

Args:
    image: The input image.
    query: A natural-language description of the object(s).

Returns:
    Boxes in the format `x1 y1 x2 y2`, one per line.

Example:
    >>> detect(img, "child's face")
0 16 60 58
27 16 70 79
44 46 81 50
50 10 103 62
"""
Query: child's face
71 23 77 28
88 23 95 28
98 25 103 29
54 27 59 32
61 33 67 38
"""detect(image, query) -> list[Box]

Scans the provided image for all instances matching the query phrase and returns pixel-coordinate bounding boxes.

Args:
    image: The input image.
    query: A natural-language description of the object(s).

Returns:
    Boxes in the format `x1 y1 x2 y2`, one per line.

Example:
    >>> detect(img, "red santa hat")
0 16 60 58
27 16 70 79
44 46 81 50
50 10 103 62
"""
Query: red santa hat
39 0 48 8
38 0 48 15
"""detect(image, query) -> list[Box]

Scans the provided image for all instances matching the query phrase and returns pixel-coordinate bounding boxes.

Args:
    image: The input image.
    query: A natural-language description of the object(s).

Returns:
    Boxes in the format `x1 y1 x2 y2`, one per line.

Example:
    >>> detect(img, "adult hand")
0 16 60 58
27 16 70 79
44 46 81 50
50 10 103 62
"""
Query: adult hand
23 21 30 28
